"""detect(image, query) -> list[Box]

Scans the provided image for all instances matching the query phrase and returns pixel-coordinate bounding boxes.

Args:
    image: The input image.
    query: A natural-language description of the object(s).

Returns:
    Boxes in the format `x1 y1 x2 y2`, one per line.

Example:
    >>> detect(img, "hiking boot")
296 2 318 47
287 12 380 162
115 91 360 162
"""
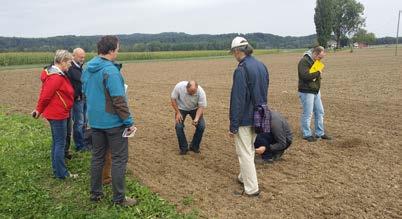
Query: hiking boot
179 150 188 155
317 134 332 140
90 193 104 202
303 136 317 142
114 197 138 207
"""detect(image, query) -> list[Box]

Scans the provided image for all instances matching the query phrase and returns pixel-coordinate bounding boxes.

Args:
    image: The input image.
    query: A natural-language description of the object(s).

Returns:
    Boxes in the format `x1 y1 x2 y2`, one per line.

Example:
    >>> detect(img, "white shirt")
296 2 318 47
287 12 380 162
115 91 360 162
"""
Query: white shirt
171 81 207 111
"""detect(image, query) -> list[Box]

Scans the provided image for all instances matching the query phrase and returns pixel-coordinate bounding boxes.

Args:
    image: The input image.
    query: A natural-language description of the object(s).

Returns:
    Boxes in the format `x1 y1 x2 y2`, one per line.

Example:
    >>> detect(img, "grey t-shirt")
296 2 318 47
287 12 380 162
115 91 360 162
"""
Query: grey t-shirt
171 81 207 111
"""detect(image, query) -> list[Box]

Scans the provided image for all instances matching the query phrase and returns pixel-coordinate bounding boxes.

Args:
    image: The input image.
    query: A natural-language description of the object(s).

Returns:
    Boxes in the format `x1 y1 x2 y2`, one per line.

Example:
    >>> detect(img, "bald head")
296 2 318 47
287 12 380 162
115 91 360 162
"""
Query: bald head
73 48 86 65
186 80 198 95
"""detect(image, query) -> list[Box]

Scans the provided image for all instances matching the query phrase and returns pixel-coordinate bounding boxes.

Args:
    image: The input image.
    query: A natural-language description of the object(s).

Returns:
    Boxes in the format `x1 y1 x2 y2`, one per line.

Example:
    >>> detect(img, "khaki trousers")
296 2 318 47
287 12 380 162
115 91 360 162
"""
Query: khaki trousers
234 126 259 194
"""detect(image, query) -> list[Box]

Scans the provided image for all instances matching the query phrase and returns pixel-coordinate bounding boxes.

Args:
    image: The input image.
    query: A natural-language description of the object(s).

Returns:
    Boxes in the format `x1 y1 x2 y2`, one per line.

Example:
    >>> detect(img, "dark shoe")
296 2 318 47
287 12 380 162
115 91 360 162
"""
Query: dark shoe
65 153 72 160
303 136 317 142
233 189 260 197
114 197 138 207
90 193 104 202
179 150 188 155
272 151 284 161
317 134 332 140
255 158 273 165
189 147 200 153
236 178 244 185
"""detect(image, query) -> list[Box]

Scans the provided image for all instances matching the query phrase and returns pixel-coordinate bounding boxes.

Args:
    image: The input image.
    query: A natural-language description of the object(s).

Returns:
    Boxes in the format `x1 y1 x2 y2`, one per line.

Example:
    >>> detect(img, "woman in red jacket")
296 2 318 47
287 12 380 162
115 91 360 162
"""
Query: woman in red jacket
32 50 77 179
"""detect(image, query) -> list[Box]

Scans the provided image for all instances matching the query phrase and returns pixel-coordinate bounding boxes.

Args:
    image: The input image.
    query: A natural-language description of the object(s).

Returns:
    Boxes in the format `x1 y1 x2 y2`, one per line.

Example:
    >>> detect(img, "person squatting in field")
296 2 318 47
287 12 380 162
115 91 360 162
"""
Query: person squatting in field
229 36 269 197
171 80 207 155
32 50 78 179
254 110 293 164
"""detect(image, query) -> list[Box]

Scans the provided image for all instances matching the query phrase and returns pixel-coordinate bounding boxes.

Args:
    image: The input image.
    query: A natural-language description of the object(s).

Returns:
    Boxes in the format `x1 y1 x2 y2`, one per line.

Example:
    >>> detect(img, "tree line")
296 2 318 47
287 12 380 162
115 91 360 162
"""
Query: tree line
0 33 316 52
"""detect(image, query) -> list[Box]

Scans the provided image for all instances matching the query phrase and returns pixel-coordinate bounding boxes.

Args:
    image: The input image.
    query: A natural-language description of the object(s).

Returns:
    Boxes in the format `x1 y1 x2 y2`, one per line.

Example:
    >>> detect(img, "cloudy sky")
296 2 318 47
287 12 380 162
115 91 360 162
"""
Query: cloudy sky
0 0 401 37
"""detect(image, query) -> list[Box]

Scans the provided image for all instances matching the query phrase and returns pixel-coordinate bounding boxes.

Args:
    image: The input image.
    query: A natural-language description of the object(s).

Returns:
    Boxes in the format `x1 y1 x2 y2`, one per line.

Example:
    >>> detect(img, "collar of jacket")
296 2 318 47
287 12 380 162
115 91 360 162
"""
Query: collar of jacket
99 57 122 70
238 55 251 66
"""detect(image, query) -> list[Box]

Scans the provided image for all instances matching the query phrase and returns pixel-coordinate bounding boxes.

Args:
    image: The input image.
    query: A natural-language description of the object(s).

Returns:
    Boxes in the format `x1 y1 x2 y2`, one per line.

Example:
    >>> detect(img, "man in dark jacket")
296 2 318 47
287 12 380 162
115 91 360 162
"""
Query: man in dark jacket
65 48 86 159
298 46 331 142
229 36 269 197
254 110 293 164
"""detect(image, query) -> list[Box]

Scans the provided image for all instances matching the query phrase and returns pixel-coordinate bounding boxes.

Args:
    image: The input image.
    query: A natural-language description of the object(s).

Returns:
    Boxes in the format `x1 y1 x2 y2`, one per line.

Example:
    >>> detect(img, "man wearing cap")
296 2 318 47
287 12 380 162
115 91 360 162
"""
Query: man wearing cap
229 36 269 197
171 80 207 155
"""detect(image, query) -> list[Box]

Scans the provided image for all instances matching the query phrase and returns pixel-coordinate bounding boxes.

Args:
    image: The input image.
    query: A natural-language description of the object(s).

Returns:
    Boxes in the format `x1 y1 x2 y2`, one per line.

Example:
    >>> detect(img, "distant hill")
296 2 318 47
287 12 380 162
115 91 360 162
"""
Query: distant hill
0 32 318 52
0 32 398 52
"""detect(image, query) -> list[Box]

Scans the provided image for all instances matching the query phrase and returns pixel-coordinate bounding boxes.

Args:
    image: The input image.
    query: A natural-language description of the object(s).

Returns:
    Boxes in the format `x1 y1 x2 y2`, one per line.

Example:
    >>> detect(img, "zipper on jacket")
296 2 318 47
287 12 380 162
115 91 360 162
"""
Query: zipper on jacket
55 91 67 109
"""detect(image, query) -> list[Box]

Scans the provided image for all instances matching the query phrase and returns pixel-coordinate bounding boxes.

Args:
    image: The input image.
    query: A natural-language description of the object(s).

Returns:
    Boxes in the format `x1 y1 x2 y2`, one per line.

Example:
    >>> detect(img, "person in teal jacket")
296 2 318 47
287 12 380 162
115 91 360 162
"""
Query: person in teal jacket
82 35 137 207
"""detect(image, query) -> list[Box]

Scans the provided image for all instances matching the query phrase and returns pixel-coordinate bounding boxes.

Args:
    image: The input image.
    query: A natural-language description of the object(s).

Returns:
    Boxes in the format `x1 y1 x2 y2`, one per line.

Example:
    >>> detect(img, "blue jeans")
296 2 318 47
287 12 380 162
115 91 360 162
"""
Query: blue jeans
298 92 325 138
49 119 69 179
175 109 205 152
68 100 85 151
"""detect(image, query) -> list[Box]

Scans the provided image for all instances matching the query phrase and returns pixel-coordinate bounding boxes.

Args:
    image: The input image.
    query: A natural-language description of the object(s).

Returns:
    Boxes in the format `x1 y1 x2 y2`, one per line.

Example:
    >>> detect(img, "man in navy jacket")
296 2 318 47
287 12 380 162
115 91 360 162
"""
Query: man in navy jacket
229 36 269 197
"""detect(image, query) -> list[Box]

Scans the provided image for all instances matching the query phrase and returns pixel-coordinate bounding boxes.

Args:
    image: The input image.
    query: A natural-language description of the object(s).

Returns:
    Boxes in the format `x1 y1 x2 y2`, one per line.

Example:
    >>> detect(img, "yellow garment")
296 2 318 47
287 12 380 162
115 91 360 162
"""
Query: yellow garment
309 60 325 73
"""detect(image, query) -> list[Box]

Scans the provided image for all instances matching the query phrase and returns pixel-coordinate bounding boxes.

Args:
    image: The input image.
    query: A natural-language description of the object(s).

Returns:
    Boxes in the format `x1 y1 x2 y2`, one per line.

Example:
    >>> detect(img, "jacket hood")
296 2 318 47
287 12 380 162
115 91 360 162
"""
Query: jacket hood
40 65 65 82
86 56 116 74
303 49 314 61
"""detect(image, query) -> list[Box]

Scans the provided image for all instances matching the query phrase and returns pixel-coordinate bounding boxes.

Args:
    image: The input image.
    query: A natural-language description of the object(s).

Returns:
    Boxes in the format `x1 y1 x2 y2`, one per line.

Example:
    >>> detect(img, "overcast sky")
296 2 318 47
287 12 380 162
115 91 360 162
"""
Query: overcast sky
0 0 401 38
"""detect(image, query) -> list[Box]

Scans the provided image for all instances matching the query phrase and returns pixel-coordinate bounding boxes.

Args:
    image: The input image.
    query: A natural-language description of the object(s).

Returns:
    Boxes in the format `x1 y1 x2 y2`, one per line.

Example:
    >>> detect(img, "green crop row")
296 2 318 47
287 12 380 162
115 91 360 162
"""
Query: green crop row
0 50 283 67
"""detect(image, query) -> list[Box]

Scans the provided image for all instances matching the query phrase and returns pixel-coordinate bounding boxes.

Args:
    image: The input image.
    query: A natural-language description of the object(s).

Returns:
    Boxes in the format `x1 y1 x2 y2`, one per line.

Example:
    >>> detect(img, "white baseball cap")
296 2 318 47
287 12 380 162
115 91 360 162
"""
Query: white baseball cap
231 36 249 50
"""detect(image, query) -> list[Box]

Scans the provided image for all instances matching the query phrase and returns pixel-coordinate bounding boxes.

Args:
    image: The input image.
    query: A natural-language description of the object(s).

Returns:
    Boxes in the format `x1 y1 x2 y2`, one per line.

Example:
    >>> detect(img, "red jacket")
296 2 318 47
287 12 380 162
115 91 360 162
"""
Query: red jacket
36 66 74 120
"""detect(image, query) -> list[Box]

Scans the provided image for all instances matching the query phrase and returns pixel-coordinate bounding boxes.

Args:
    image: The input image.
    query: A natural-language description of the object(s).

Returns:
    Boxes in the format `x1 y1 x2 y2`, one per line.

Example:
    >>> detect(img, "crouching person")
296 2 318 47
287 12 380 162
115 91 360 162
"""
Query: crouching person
254 110 293 164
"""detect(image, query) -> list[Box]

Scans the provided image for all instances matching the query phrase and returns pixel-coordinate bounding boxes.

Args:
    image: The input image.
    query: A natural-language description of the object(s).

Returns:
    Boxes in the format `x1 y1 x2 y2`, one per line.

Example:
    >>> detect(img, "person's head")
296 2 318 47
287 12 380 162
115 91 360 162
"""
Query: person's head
53 50 73 72
230 36 254 62
72 48 86 65
186 80 198 95
312 46 325 61
97 35 119 61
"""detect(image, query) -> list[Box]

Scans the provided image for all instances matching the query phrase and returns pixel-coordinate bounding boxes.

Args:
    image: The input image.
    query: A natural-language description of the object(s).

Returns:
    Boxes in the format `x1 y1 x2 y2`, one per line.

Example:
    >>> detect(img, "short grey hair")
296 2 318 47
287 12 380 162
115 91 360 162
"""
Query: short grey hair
312 46 325 55
233 44 254 56
54 50 73 64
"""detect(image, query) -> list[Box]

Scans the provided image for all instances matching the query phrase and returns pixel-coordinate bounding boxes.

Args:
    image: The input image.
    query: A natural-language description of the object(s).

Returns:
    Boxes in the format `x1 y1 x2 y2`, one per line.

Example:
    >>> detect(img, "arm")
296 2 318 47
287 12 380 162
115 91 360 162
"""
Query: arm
298 59 321 82
105 70 133 127
269 118 287 151
193 106 204 125
229 68 247 134
194 87 207 125
171 99 183 124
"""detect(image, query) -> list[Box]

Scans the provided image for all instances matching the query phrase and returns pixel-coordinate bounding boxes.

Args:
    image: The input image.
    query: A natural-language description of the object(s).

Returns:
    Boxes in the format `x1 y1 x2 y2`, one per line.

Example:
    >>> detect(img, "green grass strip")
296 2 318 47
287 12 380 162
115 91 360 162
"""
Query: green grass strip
0 112 197 218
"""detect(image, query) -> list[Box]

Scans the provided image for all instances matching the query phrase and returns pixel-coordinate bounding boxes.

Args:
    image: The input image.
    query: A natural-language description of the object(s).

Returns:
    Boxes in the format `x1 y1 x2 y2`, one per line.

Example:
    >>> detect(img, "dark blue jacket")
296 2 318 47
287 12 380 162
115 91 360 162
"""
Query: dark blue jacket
229 55 269 133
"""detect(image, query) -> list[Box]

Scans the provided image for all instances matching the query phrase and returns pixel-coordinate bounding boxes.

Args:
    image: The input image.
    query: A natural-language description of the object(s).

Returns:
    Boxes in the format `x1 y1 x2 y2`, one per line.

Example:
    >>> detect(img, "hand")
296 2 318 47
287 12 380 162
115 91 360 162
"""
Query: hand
255 146 266 155
31 110 40 119
127 126 137 133
192 119 198 126
175 113 183 124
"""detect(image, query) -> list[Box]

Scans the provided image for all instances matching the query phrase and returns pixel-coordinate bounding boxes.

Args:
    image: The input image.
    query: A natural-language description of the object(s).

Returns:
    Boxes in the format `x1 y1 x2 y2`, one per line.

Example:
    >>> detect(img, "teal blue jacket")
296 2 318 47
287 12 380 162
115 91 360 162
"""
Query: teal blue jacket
82 56 133 129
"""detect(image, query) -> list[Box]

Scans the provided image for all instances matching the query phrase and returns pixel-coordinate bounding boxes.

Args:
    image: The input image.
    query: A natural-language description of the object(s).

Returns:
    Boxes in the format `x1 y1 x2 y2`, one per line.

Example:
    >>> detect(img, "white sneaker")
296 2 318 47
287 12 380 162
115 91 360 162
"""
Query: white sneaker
68 172 79 179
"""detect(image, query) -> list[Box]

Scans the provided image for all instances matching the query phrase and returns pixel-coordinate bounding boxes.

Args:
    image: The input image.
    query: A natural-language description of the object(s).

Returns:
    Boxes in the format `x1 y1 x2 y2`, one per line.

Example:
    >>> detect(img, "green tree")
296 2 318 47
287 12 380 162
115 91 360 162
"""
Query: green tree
314 0 334 47
332 0 365 49
352 28 376 44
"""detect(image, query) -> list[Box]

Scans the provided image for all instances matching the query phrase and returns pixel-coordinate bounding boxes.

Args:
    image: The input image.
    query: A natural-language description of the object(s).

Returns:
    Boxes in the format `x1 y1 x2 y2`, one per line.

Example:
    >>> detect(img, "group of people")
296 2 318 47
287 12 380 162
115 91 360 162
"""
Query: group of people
33 35 331 205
